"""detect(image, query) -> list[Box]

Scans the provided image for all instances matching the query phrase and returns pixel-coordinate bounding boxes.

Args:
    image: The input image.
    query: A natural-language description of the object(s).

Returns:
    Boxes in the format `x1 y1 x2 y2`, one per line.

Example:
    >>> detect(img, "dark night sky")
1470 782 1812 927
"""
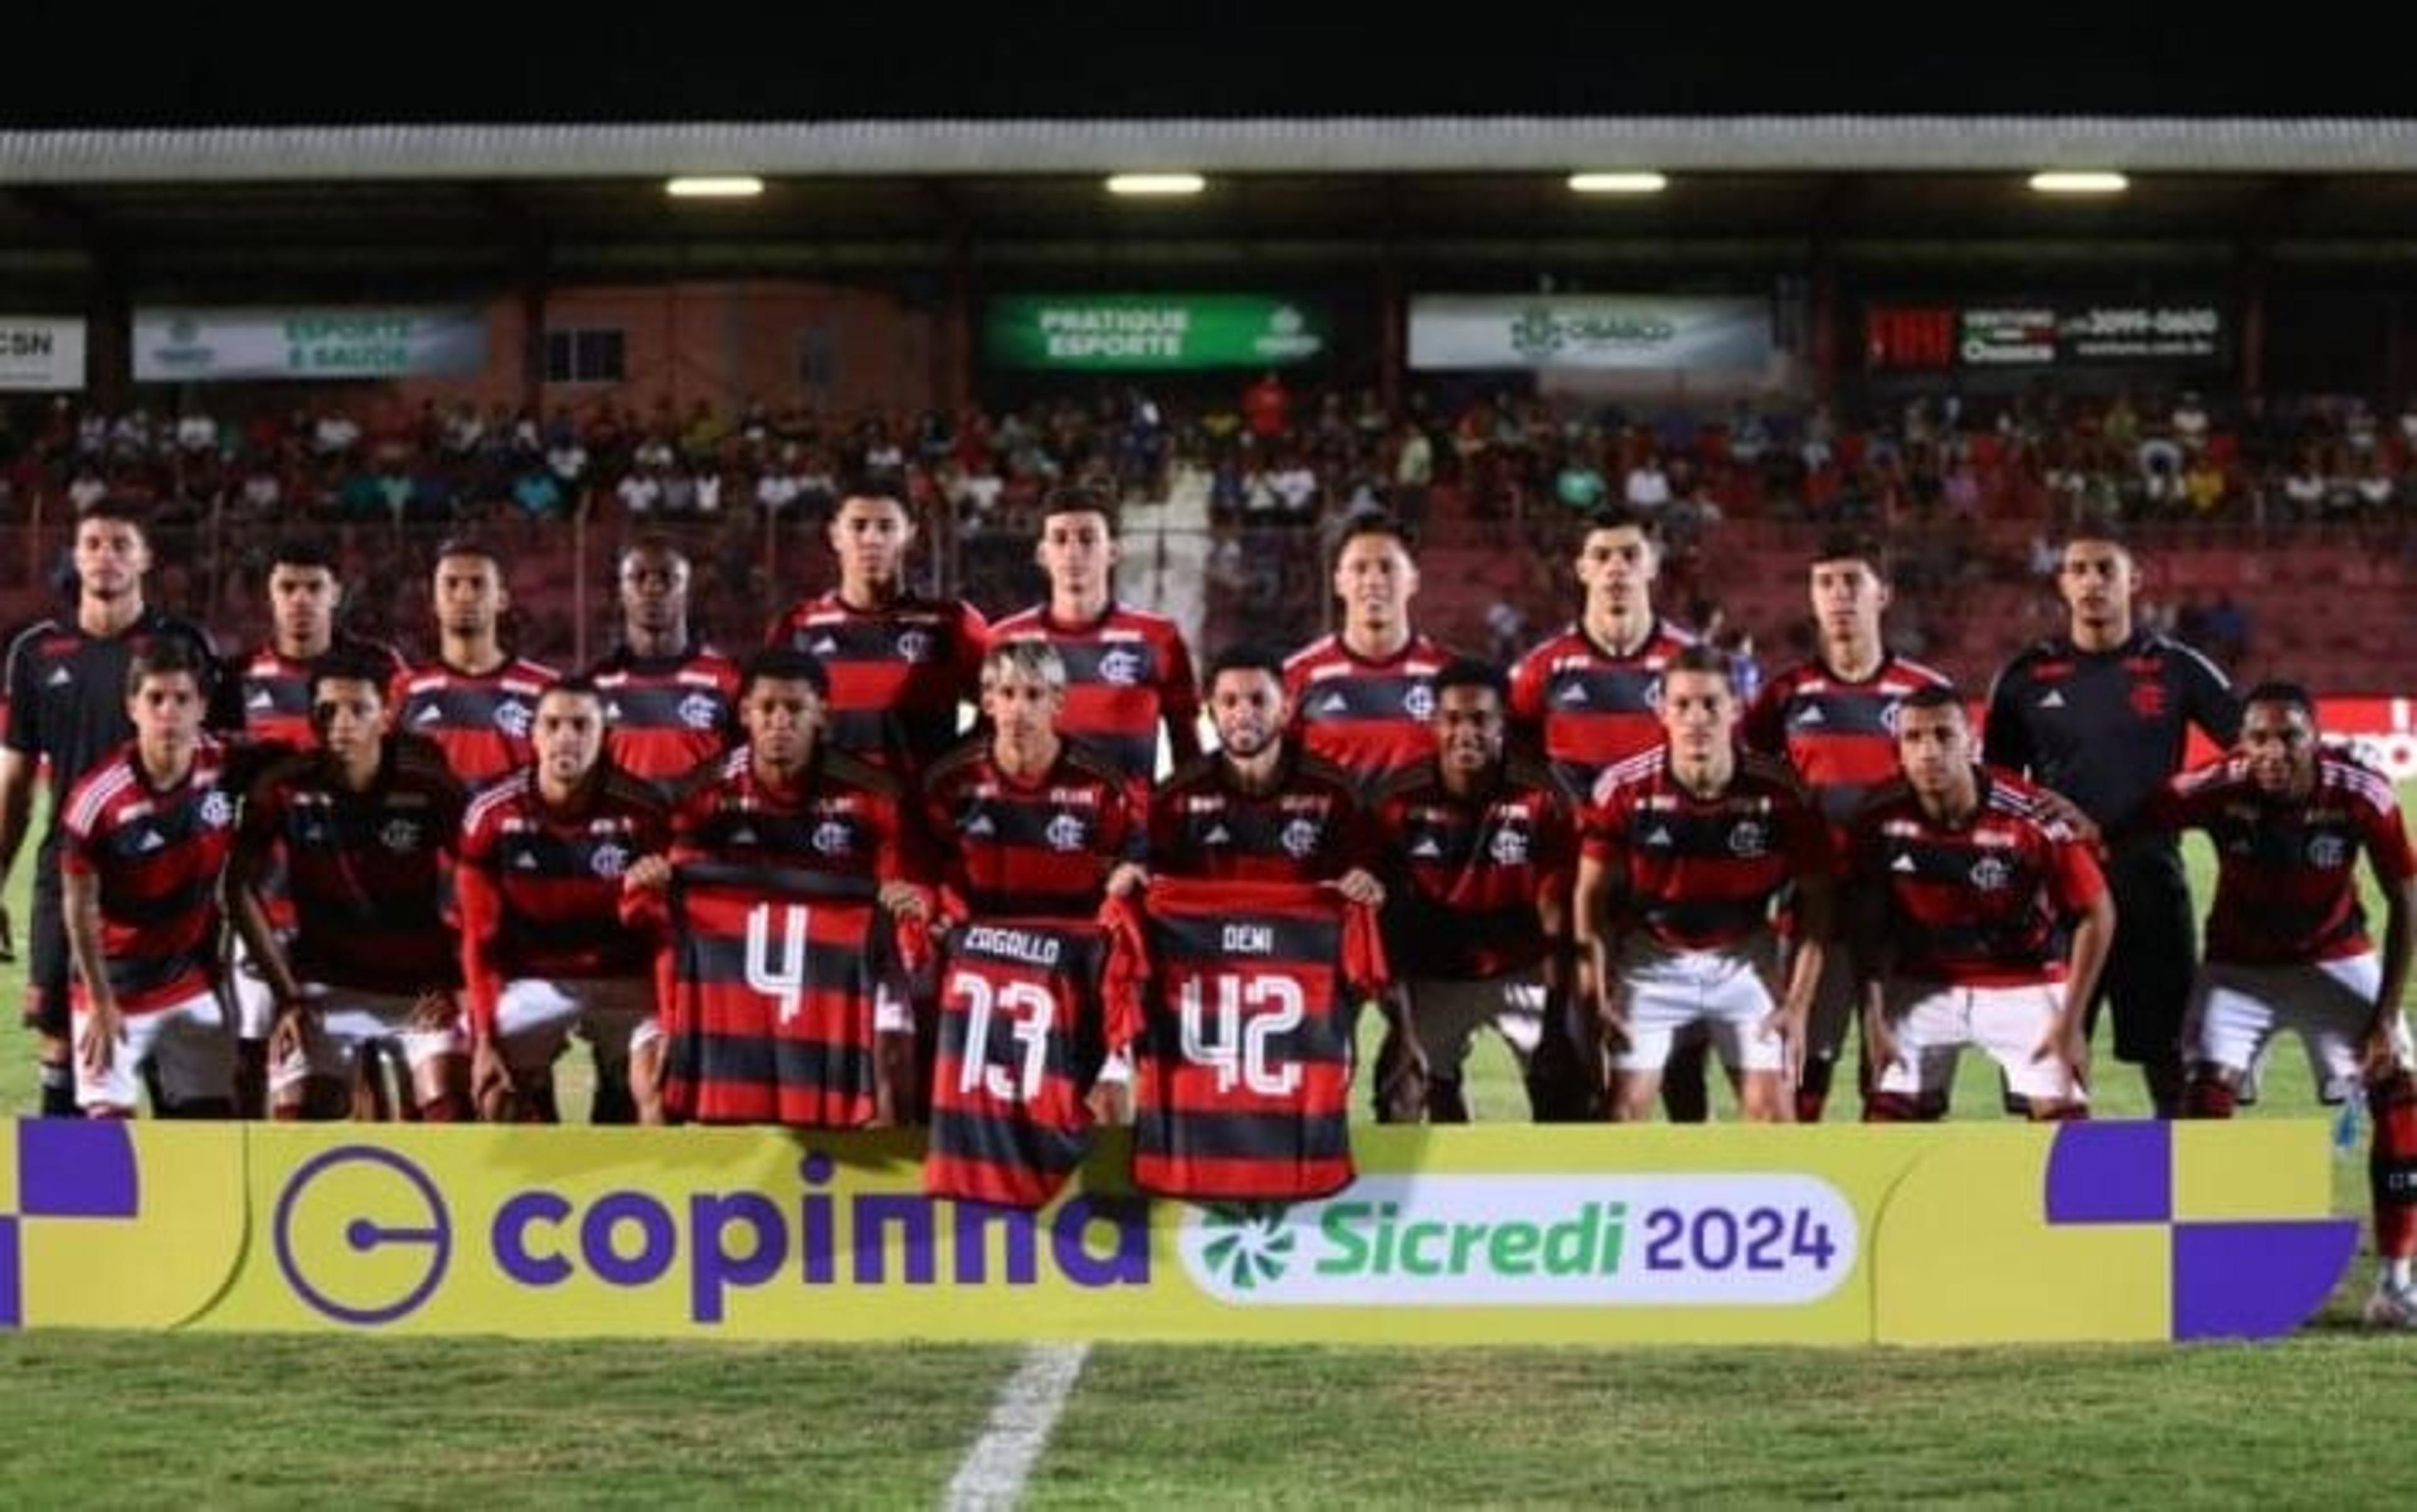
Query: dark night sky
5 9 2410 128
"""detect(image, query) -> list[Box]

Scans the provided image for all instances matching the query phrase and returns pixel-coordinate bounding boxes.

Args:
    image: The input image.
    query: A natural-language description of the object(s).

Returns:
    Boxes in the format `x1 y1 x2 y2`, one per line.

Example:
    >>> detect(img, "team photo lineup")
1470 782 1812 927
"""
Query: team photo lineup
7 470 2414 1309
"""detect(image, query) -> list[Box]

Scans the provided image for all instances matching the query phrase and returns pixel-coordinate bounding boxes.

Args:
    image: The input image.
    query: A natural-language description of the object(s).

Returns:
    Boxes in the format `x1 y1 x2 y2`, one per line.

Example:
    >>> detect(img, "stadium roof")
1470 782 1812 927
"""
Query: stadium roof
8 118 2417 183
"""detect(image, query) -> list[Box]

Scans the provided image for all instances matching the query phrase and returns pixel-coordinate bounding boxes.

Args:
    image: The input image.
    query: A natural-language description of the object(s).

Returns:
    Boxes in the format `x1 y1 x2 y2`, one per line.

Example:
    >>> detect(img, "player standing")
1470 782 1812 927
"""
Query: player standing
587 538 740 788
393 540 559 791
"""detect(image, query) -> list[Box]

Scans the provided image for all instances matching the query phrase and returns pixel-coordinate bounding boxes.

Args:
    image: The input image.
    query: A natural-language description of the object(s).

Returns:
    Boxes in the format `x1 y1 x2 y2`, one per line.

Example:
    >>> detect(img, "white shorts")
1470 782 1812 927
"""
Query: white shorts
274 984 466 1092
1875 979 2085 1107
1613 939 1783 1075
2185 953 2415 1104
493 978 657 1074
1406 972 1547 1079
74 990 234 1112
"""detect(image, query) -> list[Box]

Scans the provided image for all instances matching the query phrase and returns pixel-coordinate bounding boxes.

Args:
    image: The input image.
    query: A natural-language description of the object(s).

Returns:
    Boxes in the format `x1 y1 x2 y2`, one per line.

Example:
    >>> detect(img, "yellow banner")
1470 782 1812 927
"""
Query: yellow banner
0 1119 2353 1345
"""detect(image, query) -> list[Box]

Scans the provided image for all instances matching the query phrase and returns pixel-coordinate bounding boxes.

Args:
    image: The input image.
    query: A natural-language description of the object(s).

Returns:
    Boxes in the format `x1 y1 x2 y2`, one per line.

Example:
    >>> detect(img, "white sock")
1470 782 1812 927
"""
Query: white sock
2386 1258 2412 1290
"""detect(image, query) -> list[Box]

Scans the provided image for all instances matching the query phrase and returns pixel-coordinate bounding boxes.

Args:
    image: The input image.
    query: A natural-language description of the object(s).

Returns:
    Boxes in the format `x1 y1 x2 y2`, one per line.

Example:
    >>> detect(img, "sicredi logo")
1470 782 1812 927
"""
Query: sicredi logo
270 1147 1149 1328
1180 1175 1857 1307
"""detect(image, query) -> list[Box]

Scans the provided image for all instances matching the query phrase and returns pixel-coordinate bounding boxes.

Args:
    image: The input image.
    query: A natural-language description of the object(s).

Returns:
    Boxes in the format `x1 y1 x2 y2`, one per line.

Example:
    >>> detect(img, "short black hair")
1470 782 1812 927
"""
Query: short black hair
1811 529 1887 575
1582 504 1659 539
1899 683 1967 714
1665 643 1737 687
432 537 508 574
268 538 339 575
837 470 912 513
2061 518 2132 553
1040 484 1118 533
2241 680 2316 718
1204 644 1287 687
76 497 151 541
125 636 204 698
619 535 689 571
309 645 398 702
1433 657 1508 704
1334 510 1416 557
738 646 831 702
541 672 605 705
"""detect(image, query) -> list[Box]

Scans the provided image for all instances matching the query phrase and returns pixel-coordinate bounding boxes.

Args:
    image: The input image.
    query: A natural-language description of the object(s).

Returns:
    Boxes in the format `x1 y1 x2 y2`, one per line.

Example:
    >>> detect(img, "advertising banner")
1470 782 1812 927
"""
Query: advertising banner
0 317 86 391
983 296 1327 371
132 307 488 381
0 1119 2350 1346
1409 295 1773 372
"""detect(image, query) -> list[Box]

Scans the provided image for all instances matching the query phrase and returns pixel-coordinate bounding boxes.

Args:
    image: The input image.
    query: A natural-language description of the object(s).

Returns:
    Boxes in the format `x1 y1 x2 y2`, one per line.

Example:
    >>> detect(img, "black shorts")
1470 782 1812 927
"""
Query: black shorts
2090 842 2197 1066
22 859 69 1037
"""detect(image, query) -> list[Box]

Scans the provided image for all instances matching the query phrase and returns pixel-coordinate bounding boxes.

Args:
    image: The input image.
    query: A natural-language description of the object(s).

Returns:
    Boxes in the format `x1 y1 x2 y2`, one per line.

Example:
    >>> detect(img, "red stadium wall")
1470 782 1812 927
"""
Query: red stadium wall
378 281 943 419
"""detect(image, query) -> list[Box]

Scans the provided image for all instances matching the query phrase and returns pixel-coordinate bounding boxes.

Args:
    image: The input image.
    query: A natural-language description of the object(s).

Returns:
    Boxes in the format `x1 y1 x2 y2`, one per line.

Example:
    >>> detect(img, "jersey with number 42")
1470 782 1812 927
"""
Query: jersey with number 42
1105 877 1388 1202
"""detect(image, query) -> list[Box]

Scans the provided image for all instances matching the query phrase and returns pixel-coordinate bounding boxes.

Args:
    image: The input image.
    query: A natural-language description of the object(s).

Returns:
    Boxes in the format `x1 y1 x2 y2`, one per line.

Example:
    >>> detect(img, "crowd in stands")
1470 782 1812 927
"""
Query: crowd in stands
0 380 2409 667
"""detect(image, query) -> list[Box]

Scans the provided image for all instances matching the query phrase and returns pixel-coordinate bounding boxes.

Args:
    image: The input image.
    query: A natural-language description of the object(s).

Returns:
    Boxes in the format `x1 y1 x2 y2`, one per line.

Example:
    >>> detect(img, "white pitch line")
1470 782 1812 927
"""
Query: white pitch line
940 1341 1091 1512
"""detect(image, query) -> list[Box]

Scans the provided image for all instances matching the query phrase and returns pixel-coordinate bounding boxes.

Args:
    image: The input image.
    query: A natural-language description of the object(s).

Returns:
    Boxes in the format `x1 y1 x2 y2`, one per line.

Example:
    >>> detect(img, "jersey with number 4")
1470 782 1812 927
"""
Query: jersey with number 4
651 863 916 1128
925 918 1113 1208
1106 877 1387 1202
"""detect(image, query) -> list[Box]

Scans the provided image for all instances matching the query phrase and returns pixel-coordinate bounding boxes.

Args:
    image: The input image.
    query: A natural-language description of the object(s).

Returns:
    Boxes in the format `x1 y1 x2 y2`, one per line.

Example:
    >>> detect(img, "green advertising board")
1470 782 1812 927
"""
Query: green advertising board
985 295 1327 371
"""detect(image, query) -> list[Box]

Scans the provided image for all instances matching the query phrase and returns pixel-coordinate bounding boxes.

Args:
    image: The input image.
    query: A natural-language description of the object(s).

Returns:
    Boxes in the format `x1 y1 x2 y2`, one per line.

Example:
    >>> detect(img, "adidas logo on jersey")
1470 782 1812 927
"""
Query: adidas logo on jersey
513 852 542 871
45 667 71 688
1793 704 1826 726
1316 692 1349 715
133 829 165 854
413 704 442 725
1202 823 1232 845
2037 690 2066 709
1555 683 1589 706
245 688 275 711
1643 826 1674 847
964 813 996 838
810 637 840 657
1891 853 1918 873
1409 836 1445 860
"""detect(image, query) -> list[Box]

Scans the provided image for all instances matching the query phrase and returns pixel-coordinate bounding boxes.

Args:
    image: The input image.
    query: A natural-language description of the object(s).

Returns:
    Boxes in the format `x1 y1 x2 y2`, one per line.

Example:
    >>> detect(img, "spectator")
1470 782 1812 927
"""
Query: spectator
1243 371 1290 441
1625 454 1672 512
616 465 663 517
1392 420 1433 531
1555 451 1609 513
2172 390 2211 454
512 466 565 521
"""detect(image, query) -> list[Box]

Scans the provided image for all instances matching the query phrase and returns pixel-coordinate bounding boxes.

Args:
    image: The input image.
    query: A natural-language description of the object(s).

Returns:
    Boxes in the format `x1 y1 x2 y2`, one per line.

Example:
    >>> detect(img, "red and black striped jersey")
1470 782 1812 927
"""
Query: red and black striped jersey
239 734 468 995
1149 748 1372 885
587 645 741 786
1742 653 1954 828
1582 750 1830 953
1507 618 1696 797
655 862 915 1128
1848 767 2107 988
1371 757 1577 979
987 602 1201 782
667 745 927 888
1105 877 1387 1203
456 767 674 1036
922 738 1146 922
60 738 240 1013
1283 631 1453 791
392 656 560 791
764 591 986 776
2143 751 2415 966
238 637 407 752
925 918 1113 1209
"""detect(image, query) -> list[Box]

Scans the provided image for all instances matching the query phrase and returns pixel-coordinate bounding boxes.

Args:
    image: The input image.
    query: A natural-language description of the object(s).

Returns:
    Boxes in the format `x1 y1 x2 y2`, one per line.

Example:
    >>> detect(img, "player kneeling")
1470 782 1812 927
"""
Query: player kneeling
2143 683 2417 1323
458 677 672 1122
233 647 472 1120
62 642 240 1117
1848 687 2110 1121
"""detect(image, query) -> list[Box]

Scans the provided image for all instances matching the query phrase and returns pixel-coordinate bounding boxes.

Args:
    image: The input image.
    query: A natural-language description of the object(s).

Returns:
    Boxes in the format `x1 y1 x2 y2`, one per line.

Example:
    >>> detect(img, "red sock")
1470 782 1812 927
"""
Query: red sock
2369 1076 2417 1261
1863 1091 1929 1123
2182 1075 2238 1119
1796 1058 1835 1124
